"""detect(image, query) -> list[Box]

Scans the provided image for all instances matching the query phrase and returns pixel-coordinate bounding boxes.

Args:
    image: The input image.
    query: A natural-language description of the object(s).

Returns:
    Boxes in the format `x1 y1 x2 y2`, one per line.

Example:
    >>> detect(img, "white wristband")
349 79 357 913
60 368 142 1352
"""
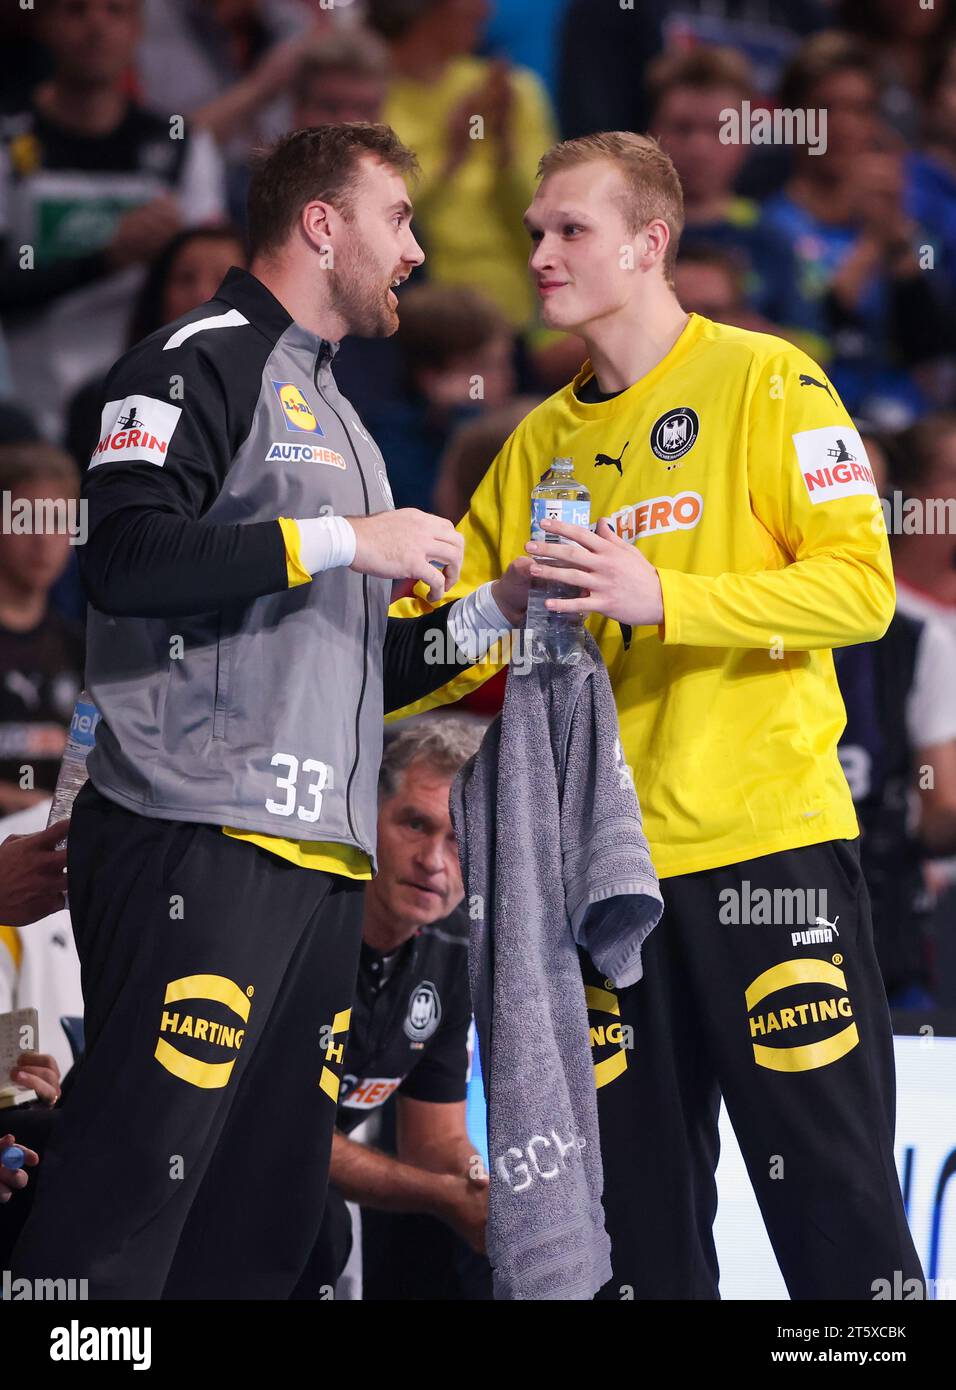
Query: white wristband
447 582 513 663
293 515 357 573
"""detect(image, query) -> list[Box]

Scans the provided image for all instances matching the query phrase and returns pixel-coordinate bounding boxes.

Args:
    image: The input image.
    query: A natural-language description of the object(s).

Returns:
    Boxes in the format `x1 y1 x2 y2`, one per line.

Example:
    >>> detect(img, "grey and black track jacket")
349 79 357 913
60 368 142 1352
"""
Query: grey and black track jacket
79 267 469 870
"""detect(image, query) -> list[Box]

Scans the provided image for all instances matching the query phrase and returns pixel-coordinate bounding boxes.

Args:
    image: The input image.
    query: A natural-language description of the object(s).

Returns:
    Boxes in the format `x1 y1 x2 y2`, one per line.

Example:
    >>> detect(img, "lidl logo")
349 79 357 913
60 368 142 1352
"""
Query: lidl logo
155 974 253 1089
745 957 858 1072
272 381 323 434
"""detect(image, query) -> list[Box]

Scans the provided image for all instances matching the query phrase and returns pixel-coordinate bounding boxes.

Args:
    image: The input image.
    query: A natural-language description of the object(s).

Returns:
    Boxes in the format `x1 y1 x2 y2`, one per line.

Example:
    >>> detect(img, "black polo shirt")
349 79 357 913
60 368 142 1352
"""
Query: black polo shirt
337 907 472 1136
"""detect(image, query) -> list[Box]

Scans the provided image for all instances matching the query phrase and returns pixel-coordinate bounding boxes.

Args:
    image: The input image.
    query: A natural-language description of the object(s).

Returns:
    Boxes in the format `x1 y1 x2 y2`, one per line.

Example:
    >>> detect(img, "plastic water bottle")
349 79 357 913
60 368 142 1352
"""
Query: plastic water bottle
46 691 101 852
527 457 591 663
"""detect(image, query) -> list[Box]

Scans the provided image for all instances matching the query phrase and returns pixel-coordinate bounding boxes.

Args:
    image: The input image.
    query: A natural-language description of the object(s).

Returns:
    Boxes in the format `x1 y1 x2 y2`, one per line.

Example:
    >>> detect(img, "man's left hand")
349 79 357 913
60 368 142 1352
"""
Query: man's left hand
11 1051 61 1106
526 518 664 626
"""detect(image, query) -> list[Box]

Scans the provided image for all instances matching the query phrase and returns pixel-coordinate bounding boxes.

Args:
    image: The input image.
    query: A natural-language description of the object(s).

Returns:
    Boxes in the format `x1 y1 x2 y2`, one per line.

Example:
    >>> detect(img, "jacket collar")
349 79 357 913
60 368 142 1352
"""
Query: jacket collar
214 266 341 362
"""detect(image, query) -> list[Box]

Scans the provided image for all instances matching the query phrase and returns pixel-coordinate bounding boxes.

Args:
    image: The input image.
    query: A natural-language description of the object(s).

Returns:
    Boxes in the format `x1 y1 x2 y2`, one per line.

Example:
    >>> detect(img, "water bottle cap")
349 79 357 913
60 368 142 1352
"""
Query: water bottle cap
552 456 574 469
1 1145 25 1171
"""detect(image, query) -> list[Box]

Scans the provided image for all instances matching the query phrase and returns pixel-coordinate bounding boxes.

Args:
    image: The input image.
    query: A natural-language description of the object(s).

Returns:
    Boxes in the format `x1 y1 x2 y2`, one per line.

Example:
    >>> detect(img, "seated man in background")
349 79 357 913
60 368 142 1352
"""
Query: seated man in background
0 443 83 817
297 715 489 1299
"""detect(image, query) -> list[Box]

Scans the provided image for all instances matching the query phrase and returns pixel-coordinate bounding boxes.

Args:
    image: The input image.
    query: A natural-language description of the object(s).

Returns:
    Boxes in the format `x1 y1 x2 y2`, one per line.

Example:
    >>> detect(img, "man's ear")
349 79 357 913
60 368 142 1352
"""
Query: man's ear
300 199 336 255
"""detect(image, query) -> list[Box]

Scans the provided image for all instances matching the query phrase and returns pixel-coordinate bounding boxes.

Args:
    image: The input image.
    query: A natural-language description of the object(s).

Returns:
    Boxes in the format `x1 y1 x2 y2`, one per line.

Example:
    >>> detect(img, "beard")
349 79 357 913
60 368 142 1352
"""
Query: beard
326 227 399 338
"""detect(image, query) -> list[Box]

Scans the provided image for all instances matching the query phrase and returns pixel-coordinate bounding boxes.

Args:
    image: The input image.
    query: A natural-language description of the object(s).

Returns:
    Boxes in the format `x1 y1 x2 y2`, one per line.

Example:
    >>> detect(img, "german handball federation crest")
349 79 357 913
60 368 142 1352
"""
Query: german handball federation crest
650 407 700 462
404 981 441 1044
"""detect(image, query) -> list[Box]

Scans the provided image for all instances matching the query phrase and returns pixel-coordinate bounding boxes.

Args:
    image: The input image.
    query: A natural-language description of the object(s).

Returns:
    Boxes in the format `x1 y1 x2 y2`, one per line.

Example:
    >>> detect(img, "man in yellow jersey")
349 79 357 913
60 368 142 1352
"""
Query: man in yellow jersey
389 131 925 1299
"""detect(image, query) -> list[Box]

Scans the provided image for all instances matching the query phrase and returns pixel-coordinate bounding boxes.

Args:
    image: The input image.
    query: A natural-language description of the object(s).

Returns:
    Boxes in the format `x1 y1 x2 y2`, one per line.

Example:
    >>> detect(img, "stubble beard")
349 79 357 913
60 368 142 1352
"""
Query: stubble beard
327 226 399 339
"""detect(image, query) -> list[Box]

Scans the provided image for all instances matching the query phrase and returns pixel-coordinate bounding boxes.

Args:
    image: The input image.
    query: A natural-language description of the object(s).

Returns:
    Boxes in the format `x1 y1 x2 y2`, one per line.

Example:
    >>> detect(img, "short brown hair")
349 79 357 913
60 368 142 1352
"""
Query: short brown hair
247 123 419 259
396 284 511 373
647 45 753 116
0 442 79 495
537 131 685 287
889 412 956 496
434 399 543 522
293 28 390 100
778 31 875 112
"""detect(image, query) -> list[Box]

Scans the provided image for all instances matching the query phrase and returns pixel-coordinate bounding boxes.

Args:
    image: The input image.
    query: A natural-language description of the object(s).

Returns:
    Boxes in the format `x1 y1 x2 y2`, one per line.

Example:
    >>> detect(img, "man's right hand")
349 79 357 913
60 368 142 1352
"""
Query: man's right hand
434 1171 489 1254
0 820 69 927
347 510 464 604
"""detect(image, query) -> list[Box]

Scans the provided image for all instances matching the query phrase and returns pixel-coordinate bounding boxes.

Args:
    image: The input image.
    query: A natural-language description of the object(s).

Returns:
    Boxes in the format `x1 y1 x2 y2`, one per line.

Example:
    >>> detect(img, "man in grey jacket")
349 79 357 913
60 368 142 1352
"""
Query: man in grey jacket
11 123 531 1299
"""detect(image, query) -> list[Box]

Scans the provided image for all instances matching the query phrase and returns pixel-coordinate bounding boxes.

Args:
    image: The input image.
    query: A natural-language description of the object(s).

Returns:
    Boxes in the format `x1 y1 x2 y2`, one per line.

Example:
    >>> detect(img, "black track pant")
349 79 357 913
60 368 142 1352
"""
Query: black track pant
586 838 924 1300
11 780 365 1299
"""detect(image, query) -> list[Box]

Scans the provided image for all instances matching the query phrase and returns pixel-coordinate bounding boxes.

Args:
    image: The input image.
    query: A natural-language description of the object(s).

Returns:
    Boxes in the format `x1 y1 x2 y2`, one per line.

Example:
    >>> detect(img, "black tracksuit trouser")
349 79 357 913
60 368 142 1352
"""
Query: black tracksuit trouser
587 837 925 1300
11 780 365 1299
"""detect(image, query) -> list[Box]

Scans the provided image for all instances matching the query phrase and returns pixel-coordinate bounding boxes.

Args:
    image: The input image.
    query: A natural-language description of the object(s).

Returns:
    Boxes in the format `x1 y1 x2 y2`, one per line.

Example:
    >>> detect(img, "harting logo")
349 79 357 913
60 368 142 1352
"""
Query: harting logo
155 974 253 1089
318 1008 352 1103
745 957 858 1072
586 983 629 1089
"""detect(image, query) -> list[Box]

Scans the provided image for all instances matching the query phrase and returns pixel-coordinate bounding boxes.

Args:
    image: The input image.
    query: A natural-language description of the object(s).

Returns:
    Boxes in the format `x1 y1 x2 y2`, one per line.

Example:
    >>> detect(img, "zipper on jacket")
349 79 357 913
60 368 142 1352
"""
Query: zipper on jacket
314 346 370 849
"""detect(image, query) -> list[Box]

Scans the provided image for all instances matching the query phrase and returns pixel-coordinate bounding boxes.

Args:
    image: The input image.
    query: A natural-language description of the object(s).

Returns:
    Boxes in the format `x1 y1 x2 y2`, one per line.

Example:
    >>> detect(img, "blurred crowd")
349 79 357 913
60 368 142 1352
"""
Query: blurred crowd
3 0 956 1295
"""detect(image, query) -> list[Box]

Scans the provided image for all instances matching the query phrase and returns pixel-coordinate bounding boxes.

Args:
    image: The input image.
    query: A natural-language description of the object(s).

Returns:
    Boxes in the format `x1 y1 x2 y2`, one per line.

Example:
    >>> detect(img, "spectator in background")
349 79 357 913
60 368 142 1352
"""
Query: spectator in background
763 31 951 425
674 243 780 336
661 0 829 95
366 0 557 333
64 223 246 475
0 0 226 440
648 46 820 342
840 0 956 142
835 429 956 1007
433 397 543 524
555 0 663 141
0 443 83 815
480 0 571 100
291 28 391 130
363 283 515 512
907 39 956 345
888 413 956 637
137 0 319 145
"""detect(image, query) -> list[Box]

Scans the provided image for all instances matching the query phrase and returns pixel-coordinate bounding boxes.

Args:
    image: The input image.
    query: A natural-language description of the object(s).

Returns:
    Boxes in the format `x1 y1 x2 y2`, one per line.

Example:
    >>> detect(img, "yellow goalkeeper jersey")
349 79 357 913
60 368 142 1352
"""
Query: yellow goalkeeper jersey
388 313 894 878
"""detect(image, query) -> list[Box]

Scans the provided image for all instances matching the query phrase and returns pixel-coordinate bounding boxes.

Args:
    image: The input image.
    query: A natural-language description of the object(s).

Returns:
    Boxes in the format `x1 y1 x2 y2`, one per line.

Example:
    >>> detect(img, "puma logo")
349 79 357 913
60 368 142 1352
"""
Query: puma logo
595 441 629 475
798 373 836 405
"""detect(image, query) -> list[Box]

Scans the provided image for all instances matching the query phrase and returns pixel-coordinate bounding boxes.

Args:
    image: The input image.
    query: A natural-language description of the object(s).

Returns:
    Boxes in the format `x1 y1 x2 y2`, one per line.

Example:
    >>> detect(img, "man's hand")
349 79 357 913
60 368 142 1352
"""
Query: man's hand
526 518 664 626
348 509 464 603
0 1134 39 1202
11 1051 61 1107
107 195 182 269
434 1170 489 1254
490 556 534 627
0 820 69 927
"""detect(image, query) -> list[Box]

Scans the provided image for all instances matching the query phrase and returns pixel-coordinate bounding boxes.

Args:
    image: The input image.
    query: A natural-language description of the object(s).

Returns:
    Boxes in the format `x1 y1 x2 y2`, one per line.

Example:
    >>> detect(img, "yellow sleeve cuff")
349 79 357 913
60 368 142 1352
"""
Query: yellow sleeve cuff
277 516 313 589
657 567 682 645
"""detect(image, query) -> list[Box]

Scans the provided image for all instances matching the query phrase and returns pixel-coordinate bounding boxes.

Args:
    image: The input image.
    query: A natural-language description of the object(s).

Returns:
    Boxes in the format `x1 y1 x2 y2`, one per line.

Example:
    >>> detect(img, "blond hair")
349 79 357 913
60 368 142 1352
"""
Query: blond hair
537 131 684 287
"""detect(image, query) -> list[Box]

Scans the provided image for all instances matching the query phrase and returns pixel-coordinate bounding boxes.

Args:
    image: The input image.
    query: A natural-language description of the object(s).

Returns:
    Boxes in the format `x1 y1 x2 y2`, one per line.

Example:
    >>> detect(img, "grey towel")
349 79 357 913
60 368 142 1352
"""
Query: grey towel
450 632 662 1300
